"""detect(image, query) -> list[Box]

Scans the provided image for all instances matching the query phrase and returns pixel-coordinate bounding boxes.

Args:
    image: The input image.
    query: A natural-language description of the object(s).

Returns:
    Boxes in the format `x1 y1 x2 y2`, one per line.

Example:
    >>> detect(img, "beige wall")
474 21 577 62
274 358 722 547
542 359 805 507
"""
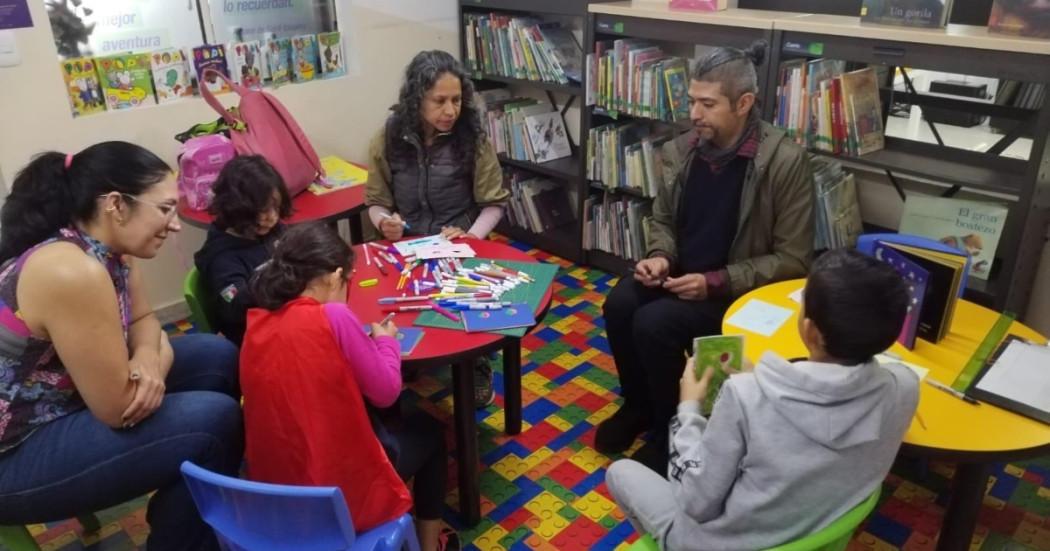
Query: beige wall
0 0 457 317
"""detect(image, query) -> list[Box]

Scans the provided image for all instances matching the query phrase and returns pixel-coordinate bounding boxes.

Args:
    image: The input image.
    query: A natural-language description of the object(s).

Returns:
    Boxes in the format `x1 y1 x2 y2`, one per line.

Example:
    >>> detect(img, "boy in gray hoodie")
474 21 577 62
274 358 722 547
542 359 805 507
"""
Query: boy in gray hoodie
607 249 920 550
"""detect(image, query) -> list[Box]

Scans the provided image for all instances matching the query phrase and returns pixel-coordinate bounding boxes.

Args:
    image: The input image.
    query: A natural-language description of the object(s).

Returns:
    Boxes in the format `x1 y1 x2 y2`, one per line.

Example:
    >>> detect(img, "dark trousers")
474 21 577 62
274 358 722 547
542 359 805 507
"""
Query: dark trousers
389 412 447 521
603 278 729 446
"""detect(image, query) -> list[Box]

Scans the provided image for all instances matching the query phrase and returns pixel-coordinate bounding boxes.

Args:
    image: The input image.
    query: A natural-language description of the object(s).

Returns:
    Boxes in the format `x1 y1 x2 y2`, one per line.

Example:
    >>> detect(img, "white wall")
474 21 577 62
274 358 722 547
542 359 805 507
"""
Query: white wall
0 0 458 317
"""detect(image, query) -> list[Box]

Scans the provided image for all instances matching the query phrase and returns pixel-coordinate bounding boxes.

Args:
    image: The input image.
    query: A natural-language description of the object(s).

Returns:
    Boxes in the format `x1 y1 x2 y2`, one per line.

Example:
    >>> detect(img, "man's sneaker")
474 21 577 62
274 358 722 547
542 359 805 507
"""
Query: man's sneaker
594 404 652 454
474 359 495 408
437 526 461 551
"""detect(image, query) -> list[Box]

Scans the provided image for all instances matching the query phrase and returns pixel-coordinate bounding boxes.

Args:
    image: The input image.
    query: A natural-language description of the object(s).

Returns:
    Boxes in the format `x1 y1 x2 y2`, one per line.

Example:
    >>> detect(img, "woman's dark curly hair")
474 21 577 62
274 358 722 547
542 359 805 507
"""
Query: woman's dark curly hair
208 155 292 236
387 50 484 167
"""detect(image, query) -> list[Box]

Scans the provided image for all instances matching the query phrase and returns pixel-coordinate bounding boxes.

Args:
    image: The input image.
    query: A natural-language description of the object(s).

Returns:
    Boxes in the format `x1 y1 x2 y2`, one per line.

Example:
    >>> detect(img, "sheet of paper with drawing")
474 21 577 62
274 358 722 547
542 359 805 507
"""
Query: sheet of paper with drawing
971 338 1050 424
724 299 794 337
393 235 451 256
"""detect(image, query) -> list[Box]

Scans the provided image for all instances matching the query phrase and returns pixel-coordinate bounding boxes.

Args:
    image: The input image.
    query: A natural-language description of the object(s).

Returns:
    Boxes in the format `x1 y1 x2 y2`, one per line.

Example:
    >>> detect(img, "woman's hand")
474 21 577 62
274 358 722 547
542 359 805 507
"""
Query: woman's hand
121 349 167 428
379 214 406 241
441 226 478 240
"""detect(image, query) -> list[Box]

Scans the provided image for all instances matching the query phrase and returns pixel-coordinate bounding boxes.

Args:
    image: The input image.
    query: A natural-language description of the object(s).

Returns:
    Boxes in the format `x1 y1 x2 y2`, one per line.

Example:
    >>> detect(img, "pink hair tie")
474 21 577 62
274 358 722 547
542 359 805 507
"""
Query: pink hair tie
64 153 74 170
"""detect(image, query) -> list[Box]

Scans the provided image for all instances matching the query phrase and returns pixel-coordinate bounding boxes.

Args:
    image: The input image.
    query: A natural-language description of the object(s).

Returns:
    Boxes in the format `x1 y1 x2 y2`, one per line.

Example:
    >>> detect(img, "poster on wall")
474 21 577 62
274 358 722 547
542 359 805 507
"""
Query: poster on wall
208 0 333 43
0 0 32 30
44 0 201 59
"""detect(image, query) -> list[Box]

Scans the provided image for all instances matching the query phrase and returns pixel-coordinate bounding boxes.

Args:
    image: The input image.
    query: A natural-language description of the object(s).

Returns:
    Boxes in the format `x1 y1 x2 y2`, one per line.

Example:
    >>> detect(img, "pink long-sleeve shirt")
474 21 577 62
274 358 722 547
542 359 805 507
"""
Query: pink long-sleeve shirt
322 303 402 407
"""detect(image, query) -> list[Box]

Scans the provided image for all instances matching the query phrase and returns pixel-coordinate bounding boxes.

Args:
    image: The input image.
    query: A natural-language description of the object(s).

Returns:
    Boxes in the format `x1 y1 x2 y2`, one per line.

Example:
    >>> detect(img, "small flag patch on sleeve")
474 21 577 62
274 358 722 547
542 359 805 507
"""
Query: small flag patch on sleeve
220 284 239 303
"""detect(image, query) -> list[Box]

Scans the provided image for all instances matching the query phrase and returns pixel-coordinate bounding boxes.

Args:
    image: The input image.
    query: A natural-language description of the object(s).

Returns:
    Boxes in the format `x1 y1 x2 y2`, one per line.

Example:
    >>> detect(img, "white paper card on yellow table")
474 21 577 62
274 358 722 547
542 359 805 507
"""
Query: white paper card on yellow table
725 299 794 337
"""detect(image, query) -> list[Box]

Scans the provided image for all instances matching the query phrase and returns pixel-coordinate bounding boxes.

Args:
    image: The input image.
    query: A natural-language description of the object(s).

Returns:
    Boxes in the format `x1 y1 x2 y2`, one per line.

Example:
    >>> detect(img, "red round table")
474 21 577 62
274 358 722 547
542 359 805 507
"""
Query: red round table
178 184 367 240
348 238 553 525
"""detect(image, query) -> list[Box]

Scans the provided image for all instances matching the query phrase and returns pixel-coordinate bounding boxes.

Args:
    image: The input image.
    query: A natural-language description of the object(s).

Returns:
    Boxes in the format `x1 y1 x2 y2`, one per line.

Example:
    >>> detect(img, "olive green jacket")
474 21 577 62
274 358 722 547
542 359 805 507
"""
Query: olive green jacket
647 121 815 298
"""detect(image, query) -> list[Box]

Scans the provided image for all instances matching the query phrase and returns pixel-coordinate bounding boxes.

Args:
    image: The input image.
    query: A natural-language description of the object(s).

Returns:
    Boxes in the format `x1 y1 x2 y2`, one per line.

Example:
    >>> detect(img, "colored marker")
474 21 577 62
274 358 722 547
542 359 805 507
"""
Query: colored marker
358 278 379 288
364 242 371 266
373 255 388 276
378 296 432 304
379 312 396 326
382 304 434 313
378 212 411 230
430 302 459 322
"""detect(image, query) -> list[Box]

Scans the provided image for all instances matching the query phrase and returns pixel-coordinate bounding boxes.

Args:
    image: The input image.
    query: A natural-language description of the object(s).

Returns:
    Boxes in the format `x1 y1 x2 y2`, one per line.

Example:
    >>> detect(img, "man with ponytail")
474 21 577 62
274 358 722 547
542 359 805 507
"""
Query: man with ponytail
599 41 816 473
0 142 243 551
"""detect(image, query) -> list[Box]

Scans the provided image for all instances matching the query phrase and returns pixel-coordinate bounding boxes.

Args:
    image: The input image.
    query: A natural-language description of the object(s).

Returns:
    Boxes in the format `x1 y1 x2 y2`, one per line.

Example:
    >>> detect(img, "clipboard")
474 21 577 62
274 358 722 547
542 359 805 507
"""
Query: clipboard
967 334 1050 425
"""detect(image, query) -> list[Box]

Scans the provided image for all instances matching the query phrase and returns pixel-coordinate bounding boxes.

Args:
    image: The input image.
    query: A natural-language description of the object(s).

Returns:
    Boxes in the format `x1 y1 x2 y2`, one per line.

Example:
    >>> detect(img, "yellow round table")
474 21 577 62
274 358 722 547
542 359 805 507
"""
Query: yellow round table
722 279 1050 551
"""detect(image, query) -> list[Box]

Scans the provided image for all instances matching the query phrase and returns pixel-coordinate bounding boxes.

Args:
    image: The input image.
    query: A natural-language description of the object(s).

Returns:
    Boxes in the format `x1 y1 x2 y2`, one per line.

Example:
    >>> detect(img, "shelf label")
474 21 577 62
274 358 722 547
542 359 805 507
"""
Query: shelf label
597 20 625 33
783 40 824 56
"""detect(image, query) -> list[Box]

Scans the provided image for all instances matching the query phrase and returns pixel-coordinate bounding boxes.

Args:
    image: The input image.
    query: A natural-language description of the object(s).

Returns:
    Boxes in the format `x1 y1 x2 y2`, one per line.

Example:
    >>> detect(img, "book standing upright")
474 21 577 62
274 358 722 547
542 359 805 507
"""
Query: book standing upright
60 57 106 117
150 48 193 104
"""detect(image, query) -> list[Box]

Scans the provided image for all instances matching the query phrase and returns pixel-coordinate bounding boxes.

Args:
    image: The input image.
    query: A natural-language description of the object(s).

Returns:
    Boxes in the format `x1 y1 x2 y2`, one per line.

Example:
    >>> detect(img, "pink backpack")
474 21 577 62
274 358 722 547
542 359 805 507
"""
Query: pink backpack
199 69 324 196
178 134 236 210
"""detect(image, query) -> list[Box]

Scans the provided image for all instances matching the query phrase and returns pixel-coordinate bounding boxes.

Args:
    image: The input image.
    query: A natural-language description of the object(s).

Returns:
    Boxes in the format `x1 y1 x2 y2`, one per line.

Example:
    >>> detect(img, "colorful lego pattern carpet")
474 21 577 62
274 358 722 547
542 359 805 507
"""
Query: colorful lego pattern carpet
11 237 1050 551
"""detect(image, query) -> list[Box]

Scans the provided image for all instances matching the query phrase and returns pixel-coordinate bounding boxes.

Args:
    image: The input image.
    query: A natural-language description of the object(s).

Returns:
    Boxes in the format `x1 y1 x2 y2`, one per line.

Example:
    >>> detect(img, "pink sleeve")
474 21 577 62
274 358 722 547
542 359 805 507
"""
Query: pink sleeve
468 205 504 239
368 205 393 232
323 302 402 407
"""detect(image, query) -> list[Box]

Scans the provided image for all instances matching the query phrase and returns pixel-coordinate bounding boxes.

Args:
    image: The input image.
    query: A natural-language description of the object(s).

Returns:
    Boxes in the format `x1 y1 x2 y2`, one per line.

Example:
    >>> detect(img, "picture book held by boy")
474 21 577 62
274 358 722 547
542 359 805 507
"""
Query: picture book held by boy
150 48 193 104
693 335 744 415
60 57 106 118
860 0 953 28
193 45 232 95
229 40 264 89
989 0 1050 37
96 53 156 111
291 34 319 82
266 37 293 87
872 242 928 349
898 195 1008 281
317 31 346 78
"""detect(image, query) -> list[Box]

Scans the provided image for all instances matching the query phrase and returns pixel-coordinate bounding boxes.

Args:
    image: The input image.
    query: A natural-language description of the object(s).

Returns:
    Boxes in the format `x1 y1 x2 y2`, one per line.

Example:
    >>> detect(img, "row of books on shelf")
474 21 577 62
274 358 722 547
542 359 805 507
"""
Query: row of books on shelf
811 157 863 250
585 39 690 122
774 60 885 157
477 89 573 164
502 170 576 235
583 193 653 262
586 123 692 198
463 13 584 85
60 32 346 118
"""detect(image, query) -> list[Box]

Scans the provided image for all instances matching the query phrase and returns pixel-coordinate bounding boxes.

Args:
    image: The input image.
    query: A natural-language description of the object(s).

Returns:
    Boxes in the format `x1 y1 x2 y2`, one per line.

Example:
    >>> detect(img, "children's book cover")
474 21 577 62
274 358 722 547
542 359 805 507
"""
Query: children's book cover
693 335 744 415
96 53 156 111
150 48 193 104
362 325 424 356
317 31 346 78
60 57 106 118
291 34 319 82
229 40 264 89
861 0 952 28
193 45 232 95
525 112 572 163
898 195 1007 281
266 38 293 87
883 242 966 342
461 304 535 333
839 67 884 156
989 0 1050 37
873 241 929 349
662 59 689 122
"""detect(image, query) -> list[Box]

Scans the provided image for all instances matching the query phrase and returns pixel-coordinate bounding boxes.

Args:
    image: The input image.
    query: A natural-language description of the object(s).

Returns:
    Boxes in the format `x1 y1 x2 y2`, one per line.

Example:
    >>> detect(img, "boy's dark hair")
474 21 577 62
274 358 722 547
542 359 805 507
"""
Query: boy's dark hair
691 40 767 103
251 222 354 310
804 249 909 364
208 155 292 236
1 141 171 263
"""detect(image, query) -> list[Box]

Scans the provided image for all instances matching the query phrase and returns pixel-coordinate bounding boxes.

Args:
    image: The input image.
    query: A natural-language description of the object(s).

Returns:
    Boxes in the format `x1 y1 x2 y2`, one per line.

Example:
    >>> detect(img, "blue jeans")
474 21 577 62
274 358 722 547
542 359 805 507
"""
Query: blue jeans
0 334 243 551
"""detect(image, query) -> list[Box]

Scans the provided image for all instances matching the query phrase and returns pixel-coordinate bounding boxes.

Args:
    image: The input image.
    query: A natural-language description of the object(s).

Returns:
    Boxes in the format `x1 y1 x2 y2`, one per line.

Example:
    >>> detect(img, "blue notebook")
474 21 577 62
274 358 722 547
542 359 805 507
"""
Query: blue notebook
362 325 425 356
460 304 535 333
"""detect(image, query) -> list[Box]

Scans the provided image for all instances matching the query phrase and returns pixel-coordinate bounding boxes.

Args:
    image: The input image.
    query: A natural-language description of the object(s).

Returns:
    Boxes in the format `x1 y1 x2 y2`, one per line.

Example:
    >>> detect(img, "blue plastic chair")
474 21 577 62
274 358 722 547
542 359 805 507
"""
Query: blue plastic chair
856 233 970 297
180 461 420 551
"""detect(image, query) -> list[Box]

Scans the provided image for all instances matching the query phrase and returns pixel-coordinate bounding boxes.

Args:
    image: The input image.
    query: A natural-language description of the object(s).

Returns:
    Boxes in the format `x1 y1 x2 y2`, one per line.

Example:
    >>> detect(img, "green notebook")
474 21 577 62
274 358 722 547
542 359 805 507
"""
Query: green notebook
693 335 745 415
413 259 559 337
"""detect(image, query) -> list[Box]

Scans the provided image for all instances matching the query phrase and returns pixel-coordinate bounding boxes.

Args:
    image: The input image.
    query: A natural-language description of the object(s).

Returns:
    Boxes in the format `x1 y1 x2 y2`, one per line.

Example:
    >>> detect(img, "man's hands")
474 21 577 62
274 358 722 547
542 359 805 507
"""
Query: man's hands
633 257 670 287
663 273 708 301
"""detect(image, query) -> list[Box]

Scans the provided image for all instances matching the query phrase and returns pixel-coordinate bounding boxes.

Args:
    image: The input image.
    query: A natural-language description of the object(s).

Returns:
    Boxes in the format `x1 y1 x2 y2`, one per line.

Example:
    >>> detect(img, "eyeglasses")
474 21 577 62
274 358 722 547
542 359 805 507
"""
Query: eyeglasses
114 193 178 221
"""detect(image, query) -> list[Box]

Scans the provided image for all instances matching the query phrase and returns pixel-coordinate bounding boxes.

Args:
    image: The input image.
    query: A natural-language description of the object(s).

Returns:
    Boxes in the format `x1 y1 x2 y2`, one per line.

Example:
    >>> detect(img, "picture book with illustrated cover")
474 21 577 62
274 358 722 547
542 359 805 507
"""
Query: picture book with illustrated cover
96 53 156 111
861 0 952 28
879 241 966 342
60 57 106 117
898 195 1008 281
873 241 929 349
839 67 884 156
461 304 535 333
229 41 264 89
317 31 346 78
150 48 193 104
662 59 689 122
693 335 744 415
362 325 424 356
525 111 572 163
193 45 232 95
266 37 292 87
989 0 1050 38
291 34 319 82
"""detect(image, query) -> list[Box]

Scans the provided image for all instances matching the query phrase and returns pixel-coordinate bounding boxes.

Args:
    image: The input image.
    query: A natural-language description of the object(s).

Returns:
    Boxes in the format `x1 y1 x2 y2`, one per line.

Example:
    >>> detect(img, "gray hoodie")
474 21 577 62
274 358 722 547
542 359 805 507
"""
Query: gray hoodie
663 351 919 550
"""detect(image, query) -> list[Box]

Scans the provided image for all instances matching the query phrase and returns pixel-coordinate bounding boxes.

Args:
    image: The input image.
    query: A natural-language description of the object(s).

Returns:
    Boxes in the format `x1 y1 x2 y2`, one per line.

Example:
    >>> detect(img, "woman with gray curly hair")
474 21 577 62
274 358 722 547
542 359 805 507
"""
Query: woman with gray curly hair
365 50 509 407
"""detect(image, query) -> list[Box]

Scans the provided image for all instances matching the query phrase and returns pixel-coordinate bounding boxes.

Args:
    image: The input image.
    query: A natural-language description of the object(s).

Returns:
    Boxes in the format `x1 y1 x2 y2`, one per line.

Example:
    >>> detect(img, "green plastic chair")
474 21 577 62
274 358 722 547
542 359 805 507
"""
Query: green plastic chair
0 514 102 551
628 487 881 551
183 267 216 334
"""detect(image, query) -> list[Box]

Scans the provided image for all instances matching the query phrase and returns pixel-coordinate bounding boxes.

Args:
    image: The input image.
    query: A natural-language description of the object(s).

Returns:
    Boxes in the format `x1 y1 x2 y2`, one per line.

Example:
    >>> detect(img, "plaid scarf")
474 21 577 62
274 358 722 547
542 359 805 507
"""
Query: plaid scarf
695 111 761 173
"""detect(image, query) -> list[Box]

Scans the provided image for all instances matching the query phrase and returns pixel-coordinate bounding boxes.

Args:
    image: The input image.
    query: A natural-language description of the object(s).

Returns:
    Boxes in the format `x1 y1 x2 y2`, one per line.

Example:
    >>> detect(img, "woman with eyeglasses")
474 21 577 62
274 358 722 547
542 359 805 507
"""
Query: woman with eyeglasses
0 141 242 551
